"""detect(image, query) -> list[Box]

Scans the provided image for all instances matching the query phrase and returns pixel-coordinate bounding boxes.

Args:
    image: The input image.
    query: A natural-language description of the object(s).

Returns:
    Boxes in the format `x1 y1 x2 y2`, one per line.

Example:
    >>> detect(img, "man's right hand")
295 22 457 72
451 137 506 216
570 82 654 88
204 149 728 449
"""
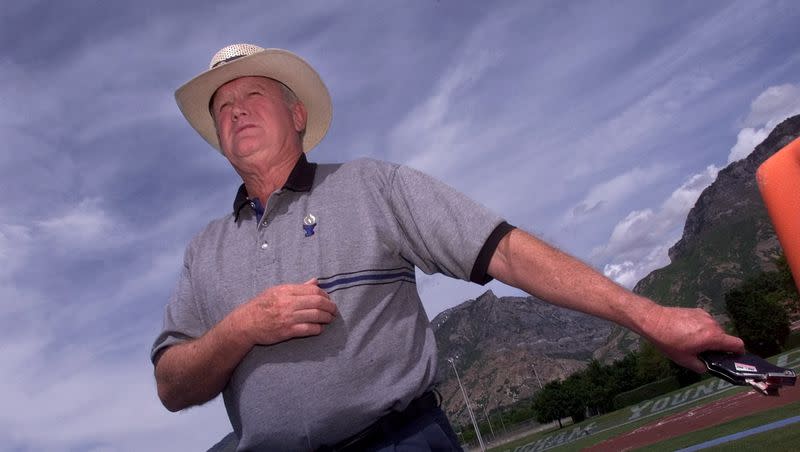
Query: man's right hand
233 278 338 346
155 278 336 411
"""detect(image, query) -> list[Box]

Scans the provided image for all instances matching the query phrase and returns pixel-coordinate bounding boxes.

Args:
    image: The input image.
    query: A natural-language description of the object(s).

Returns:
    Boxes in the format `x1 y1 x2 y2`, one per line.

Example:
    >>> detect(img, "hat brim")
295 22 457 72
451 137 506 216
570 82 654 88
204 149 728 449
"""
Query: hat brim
175 48 332 154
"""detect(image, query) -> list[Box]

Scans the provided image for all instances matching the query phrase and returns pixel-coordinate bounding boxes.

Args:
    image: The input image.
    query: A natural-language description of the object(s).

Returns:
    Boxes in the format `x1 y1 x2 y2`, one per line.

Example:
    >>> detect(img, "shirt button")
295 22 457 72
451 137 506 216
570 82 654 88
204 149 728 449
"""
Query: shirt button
262 220 268 227
260 242 269 250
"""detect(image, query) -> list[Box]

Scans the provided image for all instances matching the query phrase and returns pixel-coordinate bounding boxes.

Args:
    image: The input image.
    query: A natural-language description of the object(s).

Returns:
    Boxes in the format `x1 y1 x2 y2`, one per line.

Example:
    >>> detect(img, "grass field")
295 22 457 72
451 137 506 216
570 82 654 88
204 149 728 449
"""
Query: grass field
635 400 800 451
702 422 800 451
489 384 750 451
490 393 799 452
485 349 800 452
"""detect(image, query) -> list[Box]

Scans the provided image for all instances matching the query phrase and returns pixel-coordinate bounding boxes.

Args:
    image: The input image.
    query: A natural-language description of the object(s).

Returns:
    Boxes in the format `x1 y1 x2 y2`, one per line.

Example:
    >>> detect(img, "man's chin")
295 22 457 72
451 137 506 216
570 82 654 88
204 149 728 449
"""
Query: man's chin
226 143 267 161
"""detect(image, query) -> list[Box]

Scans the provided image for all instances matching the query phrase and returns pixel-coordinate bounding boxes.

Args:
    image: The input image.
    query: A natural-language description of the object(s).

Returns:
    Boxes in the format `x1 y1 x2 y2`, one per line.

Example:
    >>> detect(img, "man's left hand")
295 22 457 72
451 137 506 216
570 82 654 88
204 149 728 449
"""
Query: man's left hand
643 305 745 373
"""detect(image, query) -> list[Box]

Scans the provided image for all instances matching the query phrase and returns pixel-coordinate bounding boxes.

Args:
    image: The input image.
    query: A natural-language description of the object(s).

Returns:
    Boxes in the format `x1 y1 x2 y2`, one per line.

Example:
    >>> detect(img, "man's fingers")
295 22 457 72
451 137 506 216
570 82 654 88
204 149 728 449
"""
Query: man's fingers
294 308 335 325
687 334 745 374
300 295 337 315
684 357 708 374
696 333 746 356
285 283 327 296
259 281 329 298
291 281 331 299
289 323 325 337
715 334 746 354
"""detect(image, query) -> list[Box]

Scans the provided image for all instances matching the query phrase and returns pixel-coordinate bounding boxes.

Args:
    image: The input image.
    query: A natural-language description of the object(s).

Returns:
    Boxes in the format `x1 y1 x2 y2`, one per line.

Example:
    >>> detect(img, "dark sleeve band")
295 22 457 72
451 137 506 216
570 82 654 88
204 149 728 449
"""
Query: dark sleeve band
469 221 516 285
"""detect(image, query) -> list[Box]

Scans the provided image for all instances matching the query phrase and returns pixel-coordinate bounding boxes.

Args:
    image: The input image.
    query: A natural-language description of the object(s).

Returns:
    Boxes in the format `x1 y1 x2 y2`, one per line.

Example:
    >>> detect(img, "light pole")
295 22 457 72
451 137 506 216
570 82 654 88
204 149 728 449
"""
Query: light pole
489 396 507 435
481 403 495 440
531 362 543 389
448 358 486 451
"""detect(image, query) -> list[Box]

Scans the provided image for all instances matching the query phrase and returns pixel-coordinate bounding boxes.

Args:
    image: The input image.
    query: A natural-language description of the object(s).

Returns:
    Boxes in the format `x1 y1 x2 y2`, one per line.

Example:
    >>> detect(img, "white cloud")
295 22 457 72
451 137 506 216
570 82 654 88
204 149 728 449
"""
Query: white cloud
36 198 117 247
602 209 658 259
557 60 721 182
744 83 800 127
603 261 640 289
727 83 800 163
564 165 669 224
595 165 719 287
0 201 219 450
662 165 721 216
0 333 231 451
727 127 771 164
0 222 32 276
65 246 185 335
387 41 501 179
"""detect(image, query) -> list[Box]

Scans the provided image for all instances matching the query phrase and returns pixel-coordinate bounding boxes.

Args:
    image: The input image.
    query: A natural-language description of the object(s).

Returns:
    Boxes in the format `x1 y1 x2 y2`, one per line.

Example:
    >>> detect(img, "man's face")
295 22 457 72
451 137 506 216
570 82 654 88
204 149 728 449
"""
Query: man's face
211 76 306 164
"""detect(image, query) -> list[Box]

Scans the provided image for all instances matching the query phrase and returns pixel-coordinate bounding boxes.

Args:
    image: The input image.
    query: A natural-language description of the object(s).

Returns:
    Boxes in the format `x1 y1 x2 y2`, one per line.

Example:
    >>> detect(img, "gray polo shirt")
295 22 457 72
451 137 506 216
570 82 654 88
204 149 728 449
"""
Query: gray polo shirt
151 155 512 450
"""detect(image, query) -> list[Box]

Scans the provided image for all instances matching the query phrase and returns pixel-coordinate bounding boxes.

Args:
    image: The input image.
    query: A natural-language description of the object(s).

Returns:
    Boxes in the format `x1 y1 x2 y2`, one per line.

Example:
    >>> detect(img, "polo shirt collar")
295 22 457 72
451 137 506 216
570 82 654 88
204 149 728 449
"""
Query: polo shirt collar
232 154 317 219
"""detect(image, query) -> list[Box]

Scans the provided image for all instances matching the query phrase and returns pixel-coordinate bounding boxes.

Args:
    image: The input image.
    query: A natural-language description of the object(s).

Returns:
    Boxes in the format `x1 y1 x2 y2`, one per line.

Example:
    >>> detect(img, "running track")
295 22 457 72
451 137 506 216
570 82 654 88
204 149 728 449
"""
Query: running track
584 382 800 451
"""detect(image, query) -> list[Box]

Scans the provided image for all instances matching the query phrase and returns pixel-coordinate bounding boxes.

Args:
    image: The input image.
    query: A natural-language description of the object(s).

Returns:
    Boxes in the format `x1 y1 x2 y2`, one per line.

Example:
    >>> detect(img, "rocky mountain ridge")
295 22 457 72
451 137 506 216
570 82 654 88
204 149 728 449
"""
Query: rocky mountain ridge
431 290 613 424
595 115 800 362
669 117 800 263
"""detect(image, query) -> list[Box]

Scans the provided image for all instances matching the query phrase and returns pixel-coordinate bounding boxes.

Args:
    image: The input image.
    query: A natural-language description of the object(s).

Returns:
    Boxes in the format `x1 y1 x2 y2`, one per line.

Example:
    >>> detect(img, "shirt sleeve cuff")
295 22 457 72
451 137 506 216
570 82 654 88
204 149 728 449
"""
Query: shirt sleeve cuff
469 221 516 285
150 332 194 365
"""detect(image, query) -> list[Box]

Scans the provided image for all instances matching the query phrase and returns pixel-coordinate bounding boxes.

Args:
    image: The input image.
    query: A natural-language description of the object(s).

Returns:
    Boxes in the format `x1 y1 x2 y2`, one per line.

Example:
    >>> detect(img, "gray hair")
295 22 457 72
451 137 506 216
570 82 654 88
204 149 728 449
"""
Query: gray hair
277 81 299 108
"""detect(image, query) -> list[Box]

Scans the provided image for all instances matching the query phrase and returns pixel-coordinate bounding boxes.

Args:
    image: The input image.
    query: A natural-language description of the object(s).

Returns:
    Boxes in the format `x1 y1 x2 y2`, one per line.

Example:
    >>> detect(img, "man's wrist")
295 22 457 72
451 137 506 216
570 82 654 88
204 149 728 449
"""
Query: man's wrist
219 305 256 351
621 294 664 341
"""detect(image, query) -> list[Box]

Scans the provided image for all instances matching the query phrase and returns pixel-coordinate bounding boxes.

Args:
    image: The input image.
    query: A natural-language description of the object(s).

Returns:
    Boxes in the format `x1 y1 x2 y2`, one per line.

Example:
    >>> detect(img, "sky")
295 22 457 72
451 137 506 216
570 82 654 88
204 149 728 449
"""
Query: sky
2 0 800 450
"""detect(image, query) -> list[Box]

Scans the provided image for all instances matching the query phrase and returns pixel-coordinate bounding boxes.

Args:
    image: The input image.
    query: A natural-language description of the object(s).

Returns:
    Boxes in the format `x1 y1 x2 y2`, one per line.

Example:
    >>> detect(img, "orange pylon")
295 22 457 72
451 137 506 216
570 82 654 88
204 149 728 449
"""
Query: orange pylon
757 137 800 293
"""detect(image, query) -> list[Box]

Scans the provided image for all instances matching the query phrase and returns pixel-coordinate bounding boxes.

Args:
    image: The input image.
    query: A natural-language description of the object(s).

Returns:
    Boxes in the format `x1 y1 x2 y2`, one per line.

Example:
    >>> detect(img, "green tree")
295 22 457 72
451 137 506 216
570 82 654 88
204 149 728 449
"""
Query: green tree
670 359 702 386
504 397 537 424
635 341 672 382
561 373 590 422
581 360 610 416
532 380 574 428
582 358 643 415
610 353 644 391
725 266 793 357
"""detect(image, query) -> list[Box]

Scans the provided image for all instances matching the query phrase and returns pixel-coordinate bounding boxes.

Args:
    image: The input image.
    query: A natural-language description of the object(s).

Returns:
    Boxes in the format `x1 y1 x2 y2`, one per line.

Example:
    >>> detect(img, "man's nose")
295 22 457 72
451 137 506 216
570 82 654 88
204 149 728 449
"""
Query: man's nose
231 103 248 121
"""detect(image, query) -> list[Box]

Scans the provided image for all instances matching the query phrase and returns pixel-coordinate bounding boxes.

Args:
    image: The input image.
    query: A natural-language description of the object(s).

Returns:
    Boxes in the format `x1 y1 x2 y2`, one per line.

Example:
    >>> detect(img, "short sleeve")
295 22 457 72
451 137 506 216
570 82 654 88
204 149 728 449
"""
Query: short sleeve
386 164 514 284
150 244 209 364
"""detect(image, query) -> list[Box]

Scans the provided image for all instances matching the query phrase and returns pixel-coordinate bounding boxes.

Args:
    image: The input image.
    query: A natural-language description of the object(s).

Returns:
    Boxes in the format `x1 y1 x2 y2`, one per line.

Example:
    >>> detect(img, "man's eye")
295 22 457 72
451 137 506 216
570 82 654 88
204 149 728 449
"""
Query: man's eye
217 102 231 113
248 91 262 97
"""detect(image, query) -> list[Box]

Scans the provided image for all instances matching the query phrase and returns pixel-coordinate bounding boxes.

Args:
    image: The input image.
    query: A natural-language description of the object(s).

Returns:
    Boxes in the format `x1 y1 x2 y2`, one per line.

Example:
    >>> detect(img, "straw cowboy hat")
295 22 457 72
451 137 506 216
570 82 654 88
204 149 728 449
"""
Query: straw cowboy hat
175 43 332 154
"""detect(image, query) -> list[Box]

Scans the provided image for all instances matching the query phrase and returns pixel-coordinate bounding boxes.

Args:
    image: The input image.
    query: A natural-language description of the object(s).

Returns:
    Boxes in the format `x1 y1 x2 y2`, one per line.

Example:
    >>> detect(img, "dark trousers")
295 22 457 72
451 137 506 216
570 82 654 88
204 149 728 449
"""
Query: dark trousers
320 392 464 451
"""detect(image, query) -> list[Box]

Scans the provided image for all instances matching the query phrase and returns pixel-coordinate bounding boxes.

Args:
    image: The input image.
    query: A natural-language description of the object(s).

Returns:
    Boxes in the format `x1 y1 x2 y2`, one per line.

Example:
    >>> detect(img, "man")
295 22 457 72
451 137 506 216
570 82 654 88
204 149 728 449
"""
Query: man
152 44 744 451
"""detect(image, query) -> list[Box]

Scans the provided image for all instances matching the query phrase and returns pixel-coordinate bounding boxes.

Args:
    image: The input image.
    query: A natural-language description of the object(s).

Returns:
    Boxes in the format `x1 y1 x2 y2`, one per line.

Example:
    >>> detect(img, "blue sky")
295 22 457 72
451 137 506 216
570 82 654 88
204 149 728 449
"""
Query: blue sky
2 1 800 450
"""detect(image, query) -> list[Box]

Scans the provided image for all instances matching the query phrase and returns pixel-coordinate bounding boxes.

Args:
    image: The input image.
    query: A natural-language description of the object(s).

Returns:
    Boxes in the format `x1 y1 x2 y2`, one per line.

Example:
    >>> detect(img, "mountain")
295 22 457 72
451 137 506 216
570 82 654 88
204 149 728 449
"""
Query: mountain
431 290 613 424
595 114 800 361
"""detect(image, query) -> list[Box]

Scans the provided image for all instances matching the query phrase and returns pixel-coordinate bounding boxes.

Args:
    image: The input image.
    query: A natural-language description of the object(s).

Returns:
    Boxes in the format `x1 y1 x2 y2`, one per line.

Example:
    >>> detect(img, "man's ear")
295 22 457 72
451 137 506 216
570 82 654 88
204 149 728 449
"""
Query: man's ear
292 101 308 133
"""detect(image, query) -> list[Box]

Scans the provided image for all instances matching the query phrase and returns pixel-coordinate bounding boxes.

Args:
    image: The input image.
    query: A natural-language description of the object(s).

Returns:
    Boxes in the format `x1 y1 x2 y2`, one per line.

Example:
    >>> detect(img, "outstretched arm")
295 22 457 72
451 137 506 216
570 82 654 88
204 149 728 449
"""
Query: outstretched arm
487 228 744 372
154 279 337 411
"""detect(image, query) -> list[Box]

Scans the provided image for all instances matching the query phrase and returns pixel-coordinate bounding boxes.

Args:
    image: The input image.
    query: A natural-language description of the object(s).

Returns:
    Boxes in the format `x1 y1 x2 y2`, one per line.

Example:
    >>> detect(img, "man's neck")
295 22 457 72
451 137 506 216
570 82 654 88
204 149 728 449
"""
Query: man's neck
238 151 302 205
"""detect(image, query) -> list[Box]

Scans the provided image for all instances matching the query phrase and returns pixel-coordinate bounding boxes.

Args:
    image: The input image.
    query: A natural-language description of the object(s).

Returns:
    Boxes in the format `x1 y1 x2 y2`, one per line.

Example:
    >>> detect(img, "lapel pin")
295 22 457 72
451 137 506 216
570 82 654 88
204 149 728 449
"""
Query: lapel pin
303 213 317 237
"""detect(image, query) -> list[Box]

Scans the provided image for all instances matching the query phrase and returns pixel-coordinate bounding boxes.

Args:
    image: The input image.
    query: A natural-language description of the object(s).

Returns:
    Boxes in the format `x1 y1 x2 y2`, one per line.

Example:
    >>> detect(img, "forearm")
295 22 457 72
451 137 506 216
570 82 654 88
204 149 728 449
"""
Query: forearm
154 280 336 411
487 228 661 337
487 228 744 372
155 308 253 412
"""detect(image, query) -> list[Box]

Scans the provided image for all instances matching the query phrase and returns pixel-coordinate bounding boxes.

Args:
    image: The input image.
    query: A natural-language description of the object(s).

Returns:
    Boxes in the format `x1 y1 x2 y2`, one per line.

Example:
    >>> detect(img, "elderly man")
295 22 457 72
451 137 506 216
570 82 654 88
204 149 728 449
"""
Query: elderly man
152 44 744 451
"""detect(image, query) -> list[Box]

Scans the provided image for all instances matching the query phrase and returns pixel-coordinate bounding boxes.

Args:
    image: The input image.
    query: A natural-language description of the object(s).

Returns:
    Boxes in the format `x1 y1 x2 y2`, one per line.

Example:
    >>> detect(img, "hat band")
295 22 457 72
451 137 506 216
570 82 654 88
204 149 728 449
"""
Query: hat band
211 54 248 69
